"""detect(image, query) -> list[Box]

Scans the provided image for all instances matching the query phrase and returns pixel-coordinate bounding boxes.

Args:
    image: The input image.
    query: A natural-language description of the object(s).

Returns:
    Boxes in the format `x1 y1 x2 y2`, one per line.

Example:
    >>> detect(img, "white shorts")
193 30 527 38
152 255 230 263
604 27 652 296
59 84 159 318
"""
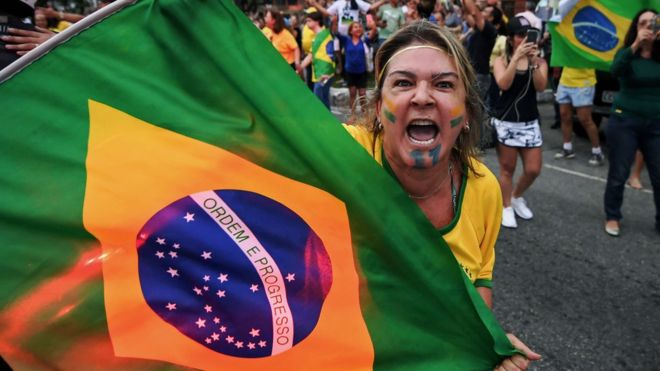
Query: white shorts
492 118 543 148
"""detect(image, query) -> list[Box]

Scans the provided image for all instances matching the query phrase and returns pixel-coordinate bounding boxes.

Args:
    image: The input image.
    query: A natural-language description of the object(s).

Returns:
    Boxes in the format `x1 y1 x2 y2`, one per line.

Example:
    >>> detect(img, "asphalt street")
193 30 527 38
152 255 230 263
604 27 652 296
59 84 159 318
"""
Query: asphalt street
485 104 659 371
334 102 659 370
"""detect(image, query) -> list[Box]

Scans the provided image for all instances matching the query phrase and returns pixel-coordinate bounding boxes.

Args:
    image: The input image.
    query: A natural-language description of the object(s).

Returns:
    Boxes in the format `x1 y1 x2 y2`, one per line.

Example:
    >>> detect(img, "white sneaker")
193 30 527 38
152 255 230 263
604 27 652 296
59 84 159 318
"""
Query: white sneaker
502 207 517 228
511 197 533 220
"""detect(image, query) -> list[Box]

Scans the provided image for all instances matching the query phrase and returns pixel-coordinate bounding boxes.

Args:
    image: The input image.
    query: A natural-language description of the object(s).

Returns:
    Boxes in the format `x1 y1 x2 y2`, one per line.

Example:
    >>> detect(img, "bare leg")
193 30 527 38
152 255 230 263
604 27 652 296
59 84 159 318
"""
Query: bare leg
497 143 519 207
559 103 573 144
357 88 367 113
513 147 542 198
575 106 600 148
627 151 645 189
349 86 357 116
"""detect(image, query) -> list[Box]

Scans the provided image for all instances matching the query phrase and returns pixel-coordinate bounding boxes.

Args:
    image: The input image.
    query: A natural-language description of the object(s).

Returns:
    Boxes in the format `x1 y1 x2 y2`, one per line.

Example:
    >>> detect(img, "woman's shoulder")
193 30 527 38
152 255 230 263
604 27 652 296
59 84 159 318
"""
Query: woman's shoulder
343 124 379 160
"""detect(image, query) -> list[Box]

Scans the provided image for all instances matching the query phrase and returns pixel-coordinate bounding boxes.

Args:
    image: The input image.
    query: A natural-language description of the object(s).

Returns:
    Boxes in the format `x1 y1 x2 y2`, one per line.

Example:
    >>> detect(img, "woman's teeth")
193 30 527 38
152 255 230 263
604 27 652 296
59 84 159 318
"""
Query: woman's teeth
406 120 438 145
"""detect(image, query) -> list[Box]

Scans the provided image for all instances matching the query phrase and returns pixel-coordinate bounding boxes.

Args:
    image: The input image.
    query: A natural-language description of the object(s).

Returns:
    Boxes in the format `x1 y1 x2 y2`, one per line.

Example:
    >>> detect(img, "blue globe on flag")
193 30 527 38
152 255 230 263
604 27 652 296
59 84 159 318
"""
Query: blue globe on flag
573 6 619 52
136 190 333 358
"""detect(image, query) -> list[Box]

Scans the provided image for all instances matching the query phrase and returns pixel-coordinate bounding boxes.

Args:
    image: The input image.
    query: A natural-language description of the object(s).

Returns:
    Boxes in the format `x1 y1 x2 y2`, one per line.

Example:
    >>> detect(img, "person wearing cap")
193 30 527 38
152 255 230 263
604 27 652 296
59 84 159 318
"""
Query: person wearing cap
299 11 336 109
301 7 318 90
491 16 547 229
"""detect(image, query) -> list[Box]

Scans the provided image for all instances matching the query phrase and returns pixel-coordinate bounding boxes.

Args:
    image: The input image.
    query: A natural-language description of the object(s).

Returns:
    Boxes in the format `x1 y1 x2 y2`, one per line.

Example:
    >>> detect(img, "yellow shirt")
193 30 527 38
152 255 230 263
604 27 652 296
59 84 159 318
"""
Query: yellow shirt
559 67 596 88
489 35 507 69
302 24 316 54
262 27 298 64
344 125 501 286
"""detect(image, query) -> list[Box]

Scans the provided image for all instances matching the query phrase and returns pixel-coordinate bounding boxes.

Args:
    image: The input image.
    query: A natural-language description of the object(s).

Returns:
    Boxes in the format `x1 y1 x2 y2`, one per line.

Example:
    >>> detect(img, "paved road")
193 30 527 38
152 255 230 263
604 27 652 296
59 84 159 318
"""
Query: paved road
485 104 659 371
334 102 659 370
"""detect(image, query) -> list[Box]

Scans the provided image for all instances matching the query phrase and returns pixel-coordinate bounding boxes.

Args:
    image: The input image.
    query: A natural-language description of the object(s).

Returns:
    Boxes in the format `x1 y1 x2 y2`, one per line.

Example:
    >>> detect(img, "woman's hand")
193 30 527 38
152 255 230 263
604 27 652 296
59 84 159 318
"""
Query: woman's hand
632 28 655 52
1 27 55 56
511 38 535 63
494 333 541 371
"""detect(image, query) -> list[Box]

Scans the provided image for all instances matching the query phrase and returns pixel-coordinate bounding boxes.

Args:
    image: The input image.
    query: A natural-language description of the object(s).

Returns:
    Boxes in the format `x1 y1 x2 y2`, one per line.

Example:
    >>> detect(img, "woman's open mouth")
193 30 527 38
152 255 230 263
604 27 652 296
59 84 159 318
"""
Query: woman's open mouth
406 119 439 145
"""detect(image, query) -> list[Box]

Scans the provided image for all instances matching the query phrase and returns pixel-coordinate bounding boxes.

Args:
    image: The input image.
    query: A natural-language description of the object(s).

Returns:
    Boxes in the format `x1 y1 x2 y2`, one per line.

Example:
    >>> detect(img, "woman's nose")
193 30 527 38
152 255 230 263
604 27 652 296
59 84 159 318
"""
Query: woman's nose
410 81 434 107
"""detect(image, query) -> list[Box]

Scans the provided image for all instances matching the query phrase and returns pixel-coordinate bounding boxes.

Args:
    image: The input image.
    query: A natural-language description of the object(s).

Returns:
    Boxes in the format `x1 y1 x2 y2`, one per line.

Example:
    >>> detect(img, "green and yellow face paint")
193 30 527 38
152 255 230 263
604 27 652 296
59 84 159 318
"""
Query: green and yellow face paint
382 97 397 125
449 105 464 128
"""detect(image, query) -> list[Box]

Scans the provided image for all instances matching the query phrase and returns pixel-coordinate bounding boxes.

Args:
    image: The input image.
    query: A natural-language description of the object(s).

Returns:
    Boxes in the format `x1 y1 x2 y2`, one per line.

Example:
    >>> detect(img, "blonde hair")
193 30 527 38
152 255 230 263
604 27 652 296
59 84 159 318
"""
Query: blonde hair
356 20 484 177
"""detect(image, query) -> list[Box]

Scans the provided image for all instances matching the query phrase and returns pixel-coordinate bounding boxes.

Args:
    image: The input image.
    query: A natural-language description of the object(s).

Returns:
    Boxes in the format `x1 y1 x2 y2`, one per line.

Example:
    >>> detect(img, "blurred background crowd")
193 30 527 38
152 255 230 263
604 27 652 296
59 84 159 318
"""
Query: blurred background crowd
1 0 658 236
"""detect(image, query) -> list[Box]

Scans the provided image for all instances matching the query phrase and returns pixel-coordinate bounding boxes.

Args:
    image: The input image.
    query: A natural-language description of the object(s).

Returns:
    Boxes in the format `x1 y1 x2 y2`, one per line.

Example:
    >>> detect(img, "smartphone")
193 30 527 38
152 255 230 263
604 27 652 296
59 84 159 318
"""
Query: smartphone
653 14 660 33
526 29 540 44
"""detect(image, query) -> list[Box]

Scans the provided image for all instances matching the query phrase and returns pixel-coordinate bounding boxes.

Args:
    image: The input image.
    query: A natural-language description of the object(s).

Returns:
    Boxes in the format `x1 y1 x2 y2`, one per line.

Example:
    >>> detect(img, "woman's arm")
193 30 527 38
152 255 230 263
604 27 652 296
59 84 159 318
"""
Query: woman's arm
306 0 331 17
530 56 548 92
493 55 516 91
477 287 492 309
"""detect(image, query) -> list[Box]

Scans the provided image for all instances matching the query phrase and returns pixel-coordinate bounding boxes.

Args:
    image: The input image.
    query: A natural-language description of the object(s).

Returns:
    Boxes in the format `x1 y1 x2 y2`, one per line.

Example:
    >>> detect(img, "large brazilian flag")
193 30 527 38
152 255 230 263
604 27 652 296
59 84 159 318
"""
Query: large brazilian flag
549 0 660 70
0 0 517 369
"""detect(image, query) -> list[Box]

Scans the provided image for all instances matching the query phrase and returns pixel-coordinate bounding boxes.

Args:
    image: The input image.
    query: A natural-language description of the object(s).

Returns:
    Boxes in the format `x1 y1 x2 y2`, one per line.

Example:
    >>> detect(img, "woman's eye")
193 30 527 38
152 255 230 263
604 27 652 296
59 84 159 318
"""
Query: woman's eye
394 80 412 87
436 81 454 89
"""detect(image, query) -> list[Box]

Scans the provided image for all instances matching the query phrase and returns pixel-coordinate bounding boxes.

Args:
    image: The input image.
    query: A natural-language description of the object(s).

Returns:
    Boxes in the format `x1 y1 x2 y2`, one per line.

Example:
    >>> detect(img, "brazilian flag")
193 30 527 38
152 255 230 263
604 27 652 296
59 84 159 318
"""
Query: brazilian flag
0 0 517 369
549 0 660 70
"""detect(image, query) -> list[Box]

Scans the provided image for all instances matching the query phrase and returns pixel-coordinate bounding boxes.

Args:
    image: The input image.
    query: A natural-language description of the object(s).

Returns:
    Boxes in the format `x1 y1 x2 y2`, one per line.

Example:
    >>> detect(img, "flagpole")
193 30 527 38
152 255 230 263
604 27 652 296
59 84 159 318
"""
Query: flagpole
0 0 137 83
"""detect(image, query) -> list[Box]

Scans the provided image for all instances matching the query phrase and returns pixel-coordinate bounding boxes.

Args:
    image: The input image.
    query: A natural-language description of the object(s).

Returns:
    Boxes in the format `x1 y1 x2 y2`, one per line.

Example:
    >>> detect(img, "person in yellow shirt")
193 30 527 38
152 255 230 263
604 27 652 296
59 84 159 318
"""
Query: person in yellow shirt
301 8 318 90
554 67 604 166
262 9 301 71
345 21 540 370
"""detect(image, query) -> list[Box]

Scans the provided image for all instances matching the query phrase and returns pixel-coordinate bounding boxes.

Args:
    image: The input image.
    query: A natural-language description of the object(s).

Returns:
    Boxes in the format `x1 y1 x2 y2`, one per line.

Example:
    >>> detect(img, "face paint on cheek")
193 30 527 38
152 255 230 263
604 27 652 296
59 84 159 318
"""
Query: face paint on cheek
410 150 425 168
382 97 397 124
429 144 441 165
449 105 464 128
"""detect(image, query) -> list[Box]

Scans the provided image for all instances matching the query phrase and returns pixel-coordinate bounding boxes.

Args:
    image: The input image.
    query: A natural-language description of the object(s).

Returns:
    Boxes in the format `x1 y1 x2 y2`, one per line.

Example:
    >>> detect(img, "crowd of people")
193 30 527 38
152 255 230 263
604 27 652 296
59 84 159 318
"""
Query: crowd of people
0 1 657 368
251 0 659 237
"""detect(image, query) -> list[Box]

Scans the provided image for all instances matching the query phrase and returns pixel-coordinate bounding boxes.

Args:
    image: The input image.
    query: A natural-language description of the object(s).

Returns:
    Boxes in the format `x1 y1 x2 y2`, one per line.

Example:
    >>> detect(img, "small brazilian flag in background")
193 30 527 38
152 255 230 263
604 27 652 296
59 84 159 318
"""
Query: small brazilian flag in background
0 0 516 369
549 0 660 70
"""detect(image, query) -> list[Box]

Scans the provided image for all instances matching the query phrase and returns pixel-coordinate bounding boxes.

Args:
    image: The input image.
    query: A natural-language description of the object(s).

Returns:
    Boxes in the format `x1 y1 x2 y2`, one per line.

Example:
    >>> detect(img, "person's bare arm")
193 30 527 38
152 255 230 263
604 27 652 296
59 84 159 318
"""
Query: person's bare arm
462 0 484 31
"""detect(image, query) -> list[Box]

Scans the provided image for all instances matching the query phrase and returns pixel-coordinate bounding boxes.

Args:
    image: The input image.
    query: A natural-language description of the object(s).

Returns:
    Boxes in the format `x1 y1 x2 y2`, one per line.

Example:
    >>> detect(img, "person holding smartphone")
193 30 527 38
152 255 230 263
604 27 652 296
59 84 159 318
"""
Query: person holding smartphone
491 16 547 229
604 9 660 237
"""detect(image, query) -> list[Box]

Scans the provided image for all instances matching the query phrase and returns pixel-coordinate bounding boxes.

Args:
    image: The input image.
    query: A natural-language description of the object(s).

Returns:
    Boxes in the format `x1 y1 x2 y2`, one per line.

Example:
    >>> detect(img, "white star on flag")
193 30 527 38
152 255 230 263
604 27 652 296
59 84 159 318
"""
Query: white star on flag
173 243 180 249
205 337 212 344
155 251 165 259
216 290 226 298
218 273 229 283
169 251 178 258
183 212 195 222
165 302 176 311
250 284 259 293
211 332 220 341
195 318 206 328
201 251 212 260
226 336 234 343
235 341 244 349
203 285 209 291
286 273 296 282
249 328 260 337
166 267 179 277
213 317 221 324
258 340 267 348
139 233 147 239
203 275 210 282
193 287 203 295
247 342 256 349
204 305 213 313
156 237 166 245
220 326 227 333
